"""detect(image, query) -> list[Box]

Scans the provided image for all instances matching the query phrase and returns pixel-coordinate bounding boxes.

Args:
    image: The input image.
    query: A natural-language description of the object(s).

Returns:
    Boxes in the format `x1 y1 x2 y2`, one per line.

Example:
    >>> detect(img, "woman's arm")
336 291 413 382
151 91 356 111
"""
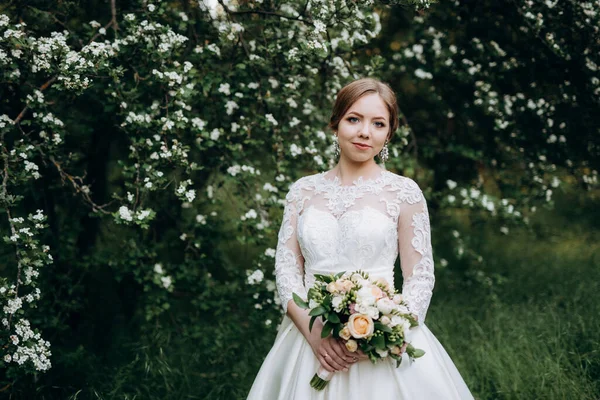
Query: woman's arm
397 182 436 325
274 182 356 371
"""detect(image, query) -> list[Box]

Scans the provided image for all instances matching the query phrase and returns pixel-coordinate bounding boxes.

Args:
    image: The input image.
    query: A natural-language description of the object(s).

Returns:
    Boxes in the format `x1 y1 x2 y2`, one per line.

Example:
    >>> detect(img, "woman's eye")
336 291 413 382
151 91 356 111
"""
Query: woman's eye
346 117 385 128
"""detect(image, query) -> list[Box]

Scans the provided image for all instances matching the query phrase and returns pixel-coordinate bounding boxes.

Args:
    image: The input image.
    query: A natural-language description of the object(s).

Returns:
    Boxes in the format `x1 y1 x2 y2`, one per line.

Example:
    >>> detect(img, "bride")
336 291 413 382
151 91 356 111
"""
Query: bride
247 78 474 399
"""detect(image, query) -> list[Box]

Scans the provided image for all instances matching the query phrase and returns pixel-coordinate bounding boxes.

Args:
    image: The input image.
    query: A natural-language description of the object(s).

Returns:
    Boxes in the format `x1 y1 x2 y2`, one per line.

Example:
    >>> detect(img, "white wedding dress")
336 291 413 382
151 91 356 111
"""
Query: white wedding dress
247 167 474 400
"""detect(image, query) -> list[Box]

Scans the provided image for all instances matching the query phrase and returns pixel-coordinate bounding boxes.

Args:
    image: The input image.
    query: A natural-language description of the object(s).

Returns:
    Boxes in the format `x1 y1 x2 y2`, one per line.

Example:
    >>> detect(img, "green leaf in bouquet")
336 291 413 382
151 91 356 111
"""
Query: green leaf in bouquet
374 322 393 333
314 273 333 283
321 321 333 338
307 287 320 299
322 295 332 308
309 315 317 332
332 322 342 338
370 334 386 350
292 293 309 309
309 306 327 316
327 312 340 324
411 348 426 358
405 343 426 358
368 352 378 363
334 271 346 279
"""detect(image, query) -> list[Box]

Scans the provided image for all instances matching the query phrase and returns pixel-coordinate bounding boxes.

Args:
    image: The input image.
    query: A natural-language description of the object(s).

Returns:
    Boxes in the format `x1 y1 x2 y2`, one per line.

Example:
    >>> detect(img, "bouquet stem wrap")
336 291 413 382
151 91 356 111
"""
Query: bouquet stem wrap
310 366 334 391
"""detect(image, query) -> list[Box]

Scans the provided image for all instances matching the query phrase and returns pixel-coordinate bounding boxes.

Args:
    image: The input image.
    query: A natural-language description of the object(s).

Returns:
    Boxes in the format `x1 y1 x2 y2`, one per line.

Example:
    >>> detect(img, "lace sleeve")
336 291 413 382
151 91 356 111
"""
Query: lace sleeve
275 181 307 313
397 182 435 325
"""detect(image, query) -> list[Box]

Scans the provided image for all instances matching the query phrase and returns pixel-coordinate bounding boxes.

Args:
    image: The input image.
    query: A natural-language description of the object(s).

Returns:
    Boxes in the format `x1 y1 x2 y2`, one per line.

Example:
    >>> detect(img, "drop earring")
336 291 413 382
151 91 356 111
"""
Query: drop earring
333 134 340 158
379 140 389 163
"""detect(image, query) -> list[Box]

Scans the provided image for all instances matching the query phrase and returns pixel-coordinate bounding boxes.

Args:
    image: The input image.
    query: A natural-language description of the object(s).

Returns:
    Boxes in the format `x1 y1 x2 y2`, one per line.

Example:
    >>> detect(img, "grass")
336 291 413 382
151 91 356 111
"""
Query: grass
18 189 599 400
427 191 600 399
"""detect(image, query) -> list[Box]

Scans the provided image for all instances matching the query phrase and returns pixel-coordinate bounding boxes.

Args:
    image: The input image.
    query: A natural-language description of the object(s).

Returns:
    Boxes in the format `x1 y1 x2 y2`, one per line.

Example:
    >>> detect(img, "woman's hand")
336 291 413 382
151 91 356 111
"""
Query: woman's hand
308 323 359 373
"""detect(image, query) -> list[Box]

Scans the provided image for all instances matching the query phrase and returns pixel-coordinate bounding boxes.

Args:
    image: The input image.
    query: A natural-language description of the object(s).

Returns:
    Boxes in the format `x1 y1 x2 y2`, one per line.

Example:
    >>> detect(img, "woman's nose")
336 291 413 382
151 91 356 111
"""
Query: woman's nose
358 124 370 138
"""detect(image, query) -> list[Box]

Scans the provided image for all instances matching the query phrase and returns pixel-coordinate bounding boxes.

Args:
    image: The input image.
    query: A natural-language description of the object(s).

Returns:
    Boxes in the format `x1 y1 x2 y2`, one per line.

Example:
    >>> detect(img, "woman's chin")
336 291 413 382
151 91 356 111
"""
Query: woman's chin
342 154 376 164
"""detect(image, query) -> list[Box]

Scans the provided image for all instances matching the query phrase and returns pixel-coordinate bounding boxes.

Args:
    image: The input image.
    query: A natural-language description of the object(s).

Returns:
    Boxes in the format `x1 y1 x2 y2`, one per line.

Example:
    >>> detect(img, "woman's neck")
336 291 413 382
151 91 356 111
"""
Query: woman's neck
330 158 382 186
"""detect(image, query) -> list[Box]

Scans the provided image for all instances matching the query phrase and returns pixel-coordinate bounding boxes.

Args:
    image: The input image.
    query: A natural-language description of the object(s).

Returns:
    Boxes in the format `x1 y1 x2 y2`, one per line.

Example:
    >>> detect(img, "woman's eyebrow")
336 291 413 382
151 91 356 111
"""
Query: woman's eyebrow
347 111 387 121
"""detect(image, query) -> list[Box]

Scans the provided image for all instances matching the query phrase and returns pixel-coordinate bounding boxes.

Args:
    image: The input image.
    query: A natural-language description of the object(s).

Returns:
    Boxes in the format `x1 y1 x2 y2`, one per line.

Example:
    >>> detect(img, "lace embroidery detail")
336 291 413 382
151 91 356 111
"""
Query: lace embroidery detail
274 182 307 313
401 200 435 324
315 171 388 218
273 170 435 323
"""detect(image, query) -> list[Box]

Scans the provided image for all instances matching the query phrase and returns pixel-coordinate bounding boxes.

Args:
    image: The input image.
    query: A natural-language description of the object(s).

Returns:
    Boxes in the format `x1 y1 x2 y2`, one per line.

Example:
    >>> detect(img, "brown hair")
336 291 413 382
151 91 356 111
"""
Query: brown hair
328 78 399 141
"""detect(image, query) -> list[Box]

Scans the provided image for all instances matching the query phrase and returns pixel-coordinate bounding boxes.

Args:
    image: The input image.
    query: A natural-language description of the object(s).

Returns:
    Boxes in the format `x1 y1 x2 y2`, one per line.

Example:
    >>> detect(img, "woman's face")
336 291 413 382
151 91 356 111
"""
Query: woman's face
336 93 390 164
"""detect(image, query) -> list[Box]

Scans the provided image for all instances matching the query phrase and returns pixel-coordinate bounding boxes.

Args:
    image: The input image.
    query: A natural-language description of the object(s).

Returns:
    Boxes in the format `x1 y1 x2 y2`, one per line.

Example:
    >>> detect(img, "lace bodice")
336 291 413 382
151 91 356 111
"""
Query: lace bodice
274 167 435 324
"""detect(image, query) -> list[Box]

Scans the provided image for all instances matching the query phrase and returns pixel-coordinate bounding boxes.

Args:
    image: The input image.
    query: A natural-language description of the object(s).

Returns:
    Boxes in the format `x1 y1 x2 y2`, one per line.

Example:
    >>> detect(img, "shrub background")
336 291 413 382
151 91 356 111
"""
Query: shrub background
0 0 598 398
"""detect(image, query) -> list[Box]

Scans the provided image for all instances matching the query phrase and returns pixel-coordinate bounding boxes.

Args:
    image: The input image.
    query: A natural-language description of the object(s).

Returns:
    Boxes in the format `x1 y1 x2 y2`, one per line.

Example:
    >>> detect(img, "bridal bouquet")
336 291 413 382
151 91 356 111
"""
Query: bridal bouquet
293 271 425 391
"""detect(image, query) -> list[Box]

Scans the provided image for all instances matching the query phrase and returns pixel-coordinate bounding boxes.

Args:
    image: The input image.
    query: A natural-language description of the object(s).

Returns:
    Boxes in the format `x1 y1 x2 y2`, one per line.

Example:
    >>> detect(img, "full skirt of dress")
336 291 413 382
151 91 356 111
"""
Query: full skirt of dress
247 315 474 400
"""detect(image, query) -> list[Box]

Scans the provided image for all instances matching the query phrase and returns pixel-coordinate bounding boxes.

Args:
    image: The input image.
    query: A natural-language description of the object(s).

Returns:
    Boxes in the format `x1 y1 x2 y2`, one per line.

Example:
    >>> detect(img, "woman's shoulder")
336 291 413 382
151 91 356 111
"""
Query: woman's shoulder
381 170 425 204
289 171 324 189
283 172 323 201
382 170 422 188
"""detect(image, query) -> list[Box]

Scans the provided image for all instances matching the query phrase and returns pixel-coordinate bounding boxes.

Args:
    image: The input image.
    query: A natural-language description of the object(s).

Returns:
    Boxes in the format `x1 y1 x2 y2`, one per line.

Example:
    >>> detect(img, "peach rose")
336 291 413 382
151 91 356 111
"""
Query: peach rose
370 285 384 300
345 339 358 352
374 277 391 291
326 282 337 293
348 313 374 339
336 279 354 293
339 325 351 340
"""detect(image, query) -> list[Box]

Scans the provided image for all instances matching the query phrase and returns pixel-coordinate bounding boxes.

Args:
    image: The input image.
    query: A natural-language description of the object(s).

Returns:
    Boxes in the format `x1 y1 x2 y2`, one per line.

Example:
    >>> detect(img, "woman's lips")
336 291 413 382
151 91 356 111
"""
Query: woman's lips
353 143 371 150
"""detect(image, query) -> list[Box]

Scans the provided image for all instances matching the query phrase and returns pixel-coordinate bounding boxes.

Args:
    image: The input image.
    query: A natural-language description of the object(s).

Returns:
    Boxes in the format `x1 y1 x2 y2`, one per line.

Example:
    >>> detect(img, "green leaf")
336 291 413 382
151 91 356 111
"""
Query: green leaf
313 273 333 283
332 323 342 338
327 313 341 324
293 293 308 309
321 321 333 338
309 306 327 316
309 315 317 332
334 271 346 279
374 322 393 333
411 348 426 358
370 334 386 350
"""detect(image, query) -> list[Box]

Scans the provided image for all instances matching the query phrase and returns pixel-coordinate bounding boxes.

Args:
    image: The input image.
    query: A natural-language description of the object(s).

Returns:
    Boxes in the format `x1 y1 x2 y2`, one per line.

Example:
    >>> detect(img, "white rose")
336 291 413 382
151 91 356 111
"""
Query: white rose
332 296 343 312
380 315 391 325
376 298 395 315
390 315 404 328
392 294 403 304
401 318 412 336
356 286 376 306
366 306 379 320
355 303 368 314
396 304 410 314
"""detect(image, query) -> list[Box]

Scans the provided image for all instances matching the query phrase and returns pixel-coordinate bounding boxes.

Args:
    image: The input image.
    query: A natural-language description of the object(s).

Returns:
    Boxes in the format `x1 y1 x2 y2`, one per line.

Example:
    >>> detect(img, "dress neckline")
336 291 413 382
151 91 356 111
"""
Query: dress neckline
319 167 388 188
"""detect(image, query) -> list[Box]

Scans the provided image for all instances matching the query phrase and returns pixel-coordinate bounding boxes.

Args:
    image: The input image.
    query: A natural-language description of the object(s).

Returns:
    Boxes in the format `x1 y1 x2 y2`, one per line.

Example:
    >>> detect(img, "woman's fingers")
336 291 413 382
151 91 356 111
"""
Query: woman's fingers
330 340 354 365
321 351 347 372
318 354 337 372
334 340 359 363
322 342 349 371
355 348 369 361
